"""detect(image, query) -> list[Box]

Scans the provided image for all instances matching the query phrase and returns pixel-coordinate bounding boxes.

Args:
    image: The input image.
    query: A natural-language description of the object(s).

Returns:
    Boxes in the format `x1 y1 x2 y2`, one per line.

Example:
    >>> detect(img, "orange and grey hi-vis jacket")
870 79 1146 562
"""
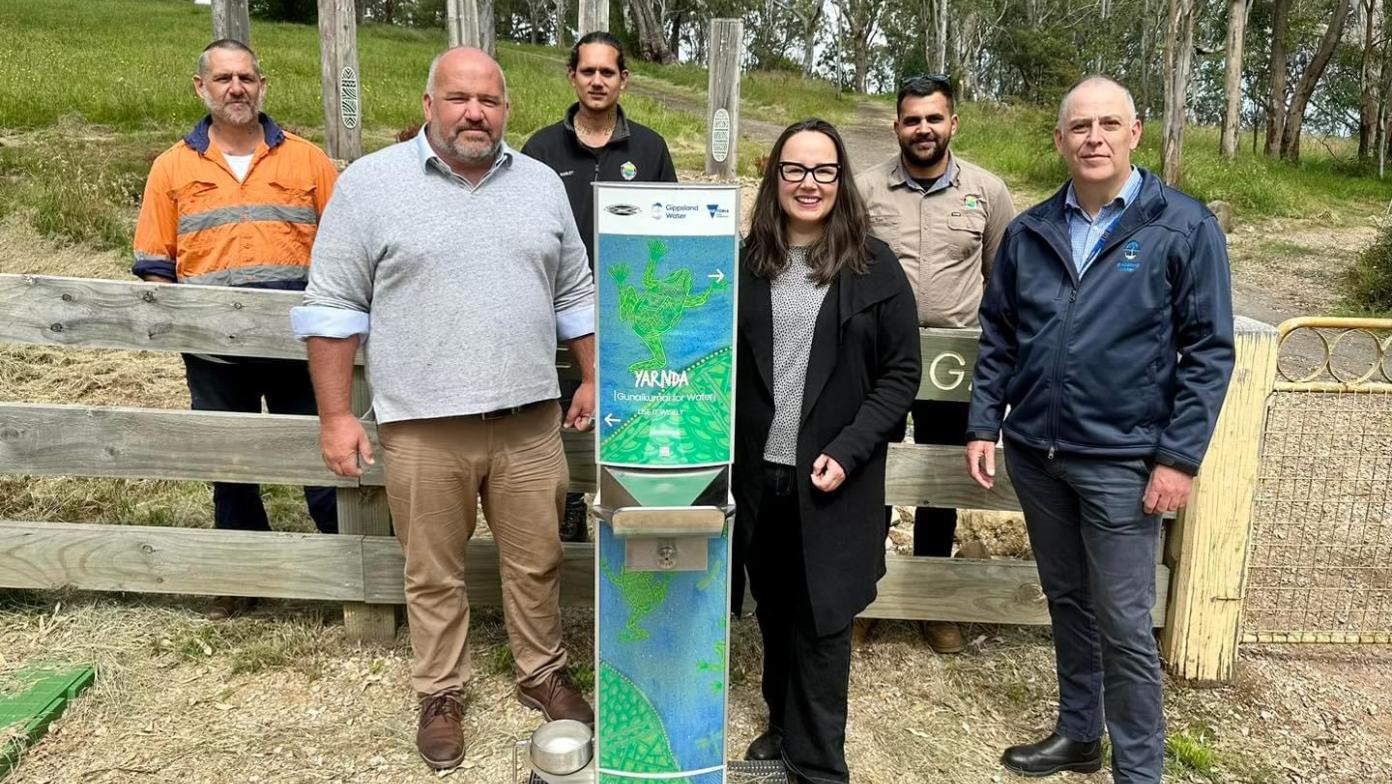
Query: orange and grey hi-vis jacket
132 113 338 289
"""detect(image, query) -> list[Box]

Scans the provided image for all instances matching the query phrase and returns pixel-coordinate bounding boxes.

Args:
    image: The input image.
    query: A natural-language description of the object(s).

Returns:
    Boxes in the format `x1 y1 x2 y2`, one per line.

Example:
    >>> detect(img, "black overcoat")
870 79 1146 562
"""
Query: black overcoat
732 237 922 636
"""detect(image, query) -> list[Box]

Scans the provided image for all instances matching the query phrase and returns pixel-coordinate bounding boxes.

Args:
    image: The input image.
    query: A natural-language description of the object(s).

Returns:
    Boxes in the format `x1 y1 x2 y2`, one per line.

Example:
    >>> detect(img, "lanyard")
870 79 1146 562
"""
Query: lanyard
1081 208 1127 271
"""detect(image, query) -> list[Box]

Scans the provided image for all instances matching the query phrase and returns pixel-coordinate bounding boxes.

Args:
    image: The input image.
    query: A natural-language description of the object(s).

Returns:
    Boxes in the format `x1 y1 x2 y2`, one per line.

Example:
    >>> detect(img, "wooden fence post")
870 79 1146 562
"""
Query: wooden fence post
446 0 482 47
339 368 397 642
318 0 363 163
577 0 609 34
211 0 251 44
1160 317 1278 683
705 19 742 180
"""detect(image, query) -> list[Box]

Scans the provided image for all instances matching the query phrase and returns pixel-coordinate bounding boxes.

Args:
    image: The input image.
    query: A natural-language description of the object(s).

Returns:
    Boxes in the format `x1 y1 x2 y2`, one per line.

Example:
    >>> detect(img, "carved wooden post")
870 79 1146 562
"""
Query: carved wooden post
705 19 742 180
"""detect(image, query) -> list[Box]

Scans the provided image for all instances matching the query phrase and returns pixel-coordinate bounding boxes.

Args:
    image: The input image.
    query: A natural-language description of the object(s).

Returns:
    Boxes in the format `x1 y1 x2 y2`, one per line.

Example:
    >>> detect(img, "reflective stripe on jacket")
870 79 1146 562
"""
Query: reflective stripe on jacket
132 113 338 289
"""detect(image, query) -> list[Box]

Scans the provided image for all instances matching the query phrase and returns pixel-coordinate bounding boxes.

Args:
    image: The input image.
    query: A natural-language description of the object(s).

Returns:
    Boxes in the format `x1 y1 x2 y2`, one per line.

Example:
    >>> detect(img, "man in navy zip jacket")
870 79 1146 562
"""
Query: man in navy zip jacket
964 76 1234 783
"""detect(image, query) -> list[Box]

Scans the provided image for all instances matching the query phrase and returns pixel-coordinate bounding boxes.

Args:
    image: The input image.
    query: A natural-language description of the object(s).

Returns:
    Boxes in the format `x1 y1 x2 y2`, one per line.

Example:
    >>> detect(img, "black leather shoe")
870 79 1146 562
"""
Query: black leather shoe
744 728 783 761
1001 732 1102 777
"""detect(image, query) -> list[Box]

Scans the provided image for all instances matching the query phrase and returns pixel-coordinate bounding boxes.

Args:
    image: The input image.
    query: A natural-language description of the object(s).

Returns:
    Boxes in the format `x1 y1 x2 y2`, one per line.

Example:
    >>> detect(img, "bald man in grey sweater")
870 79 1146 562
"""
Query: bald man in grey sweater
291 48 595 771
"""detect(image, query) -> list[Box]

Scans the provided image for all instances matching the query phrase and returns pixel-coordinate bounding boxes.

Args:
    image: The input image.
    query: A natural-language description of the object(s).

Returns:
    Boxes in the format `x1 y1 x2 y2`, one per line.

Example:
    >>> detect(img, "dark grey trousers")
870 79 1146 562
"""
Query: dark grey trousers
1005 440 1165 784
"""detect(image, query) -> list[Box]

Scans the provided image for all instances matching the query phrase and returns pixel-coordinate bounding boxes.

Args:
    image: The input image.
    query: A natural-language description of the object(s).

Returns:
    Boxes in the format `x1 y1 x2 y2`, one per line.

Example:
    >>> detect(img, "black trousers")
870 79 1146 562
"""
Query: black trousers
183 354 337 534
888 399 971 557
748 462 854 784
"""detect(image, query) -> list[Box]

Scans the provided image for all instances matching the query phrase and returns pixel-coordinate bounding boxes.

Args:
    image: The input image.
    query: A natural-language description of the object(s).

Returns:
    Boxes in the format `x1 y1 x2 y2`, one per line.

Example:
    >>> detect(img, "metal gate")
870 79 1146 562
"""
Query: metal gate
1244 318 1392 644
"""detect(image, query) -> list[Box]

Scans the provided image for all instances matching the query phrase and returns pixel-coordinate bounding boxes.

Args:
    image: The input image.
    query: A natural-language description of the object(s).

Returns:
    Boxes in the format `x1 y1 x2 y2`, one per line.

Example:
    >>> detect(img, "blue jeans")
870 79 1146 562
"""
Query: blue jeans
1005 440 1164 784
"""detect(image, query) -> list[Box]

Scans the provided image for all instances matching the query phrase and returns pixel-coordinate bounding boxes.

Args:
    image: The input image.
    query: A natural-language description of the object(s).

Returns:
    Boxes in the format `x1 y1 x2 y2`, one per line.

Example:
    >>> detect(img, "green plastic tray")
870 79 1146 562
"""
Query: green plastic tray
0 665 95 779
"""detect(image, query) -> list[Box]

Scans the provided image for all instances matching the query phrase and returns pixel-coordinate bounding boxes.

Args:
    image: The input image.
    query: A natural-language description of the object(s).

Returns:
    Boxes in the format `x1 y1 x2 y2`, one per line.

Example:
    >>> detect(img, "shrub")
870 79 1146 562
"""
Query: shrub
1350 219 1392 315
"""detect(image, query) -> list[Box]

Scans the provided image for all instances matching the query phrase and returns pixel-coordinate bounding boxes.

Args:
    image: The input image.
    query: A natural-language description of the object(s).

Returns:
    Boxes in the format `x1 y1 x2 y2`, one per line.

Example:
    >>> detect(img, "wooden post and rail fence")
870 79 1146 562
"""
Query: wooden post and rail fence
0 274 1277 683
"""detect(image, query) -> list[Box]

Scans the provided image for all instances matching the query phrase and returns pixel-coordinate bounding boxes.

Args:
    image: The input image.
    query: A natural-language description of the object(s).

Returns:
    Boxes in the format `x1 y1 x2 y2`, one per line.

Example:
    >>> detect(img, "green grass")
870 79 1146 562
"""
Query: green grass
1164 725 1222 780
1349 219 1392 316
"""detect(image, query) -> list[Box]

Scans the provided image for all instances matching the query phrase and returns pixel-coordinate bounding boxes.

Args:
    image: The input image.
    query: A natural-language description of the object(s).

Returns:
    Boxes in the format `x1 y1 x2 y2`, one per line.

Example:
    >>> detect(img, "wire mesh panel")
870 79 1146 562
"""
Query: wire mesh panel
1244 319 1392 643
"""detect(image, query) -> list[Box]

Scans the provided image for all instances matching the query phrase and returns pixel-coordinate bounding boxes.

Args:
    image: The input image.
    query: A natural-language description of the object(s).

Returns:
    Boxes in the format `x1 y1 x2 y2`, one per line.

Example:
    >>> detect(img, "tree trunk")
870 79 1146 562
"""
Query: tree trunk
668 8 684 56
479 0 495 55
799 0 823 78
839 0 882 93
1264 0 1292 156
1139 0 1153 121
629 0 676 62
556 0 569 47
935 0 947 74
1220 0 1247 159
1359 0 1384 160
1280 0 1352 161
1161 0 1196 184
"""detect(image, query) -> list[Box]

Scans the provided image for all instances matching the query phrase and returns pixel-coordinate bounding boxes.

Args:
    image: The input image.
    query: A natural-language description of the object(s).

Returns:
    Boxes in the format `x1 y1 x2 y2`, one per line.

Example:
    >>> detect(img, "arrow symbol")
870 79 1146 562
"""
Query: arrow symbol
708 269 725 284
604 413 619 426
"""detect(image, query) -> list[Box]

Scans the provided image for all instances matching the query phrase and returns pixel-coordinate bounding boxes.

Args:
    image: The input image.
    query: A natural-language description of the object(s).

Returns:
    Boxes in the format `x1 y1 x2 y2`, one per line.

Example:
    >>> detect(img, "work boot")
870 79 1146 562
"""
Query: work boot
416 689 467 770
517 669 595 724
559 493 589 543
921 621 964 654
744 727 783 760
1000 732 1102 777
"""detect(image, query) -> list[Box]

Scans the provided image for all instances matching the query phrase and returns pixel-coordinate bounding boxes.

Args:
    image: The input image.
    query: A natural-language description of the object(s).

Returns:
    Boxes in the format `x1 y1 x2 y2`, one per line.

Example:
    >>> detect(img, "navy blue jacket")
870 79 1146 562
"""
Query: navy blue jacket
966 169 1234 475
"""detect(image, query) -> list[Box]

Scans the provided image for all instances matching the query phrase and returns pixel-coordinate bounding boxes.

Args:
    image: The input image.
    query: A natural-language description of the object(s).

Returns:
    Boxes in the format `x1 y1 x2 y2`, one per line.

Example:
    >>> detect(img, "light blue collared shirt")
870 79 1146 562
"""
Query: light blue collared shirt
1064 166 1143 277
415 126 513 190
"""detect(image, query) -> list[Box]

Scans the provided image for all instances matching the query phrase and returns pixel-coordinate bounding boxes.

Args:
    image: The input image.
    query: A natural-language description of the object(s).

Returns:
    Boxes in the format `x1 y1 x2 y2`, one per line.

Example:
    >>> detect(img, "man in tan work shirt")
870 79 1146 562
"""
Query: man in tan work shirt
858 74 1014 654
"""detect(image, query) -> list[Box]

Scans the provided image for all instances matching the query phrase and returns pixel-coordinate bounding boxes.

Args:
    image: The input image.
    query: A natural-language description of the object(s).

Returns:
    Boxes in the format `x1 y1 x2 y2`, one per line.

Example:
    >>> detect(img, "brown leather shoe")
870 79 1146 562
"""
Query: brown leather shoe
921 620 964 654
517 670 594 724
416 690 467 770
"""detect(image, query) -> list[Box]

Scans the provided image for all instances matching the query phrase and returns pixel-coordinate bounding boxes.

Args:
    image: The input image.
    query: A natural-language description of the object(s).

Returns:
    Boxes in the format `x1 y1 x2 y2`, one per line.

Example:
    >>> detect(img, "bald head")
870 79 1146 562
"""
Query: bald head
422 47 510 175
1058 76 1136 129
425 47 507 100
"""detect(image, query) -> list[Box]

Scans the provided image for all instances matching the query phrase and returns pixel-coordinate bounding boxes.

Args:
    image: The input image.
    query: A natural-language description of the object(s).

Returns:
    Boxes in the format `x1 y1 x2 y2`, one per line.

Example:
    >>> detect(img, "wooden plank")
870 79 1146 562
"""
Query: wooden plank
0 404 1002 507
918 327 980 402
339 368 396 642
1161 317 1278 683
0 402 600 492
318 0 363 162
0 274 310 361
704 19 742 179
0 521 1166 626
211 0 251 45
863 555 1170 626
0 521 363 601
886 443 1018 510
577 0 609 33
0 403 371 487
0 275 588 371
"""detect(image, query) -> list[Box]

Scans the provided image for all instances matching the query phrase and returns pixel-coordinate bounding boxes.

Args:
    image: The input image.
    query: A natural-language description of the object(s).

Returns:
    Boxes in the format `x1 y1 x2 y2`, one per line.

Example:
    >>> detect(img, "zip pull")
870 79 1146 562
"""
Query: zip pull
1047 446 1056 460
1069 288 1077 303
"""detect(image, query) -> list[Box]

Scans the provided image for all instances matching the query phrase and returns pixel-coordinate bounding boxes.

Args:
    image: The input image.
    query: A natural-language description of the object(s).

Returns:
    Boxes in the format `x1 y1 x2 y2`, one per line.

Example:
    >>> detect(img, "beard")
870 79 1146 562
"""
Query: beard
899 133 952 170
202 90 263 127
431 123 503 168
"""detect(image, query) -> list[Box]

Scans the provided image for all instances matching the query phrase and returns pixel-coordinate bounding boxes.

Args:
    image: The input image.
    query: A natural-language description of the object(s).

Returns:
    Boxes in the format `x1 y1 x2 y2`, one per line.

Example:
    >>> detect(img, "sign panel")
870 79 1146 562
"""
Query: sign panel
595 184 738 469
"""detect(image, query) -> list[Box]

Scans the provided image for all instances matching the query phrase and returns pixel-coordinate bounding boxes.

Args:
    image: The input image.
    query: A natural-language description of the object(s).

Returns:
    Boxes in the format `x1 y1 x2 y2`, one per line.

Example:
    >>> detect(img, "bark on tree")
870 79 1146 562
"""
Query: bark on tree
479 0 495 55
935 0 948 74
1161 0 1197 184
1220 0 1248 159
629 0 676 62
556 0 570 47
1279 0 1352 161
838 0 884 93
1264 0 1292 157
1358 0 1384 160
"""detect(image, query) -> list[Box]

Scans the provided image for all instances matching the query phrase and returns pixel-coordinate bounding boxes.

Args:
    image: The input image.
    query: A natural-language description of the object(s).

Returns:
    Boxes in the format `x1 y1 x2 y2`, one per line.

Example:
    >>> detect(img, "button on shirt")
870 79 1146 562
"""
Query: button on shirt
1064 166 1143 277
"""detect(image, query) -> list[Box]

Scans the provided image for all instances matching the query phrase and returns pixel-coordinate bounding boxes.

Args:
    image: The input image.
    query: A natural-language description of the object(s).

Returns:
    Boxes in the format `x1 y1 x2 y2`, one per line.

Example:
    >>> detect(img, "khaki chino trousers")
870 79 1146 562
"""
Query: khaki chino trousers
378 402 569 697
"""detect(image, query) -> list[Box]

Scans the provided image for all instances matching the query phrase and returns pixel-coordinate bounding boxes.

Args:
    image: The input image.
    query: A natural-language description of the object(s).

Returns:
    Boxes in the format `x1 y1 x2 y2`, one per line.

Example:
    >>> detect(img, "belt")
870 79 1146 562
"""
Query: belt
476 400 546 420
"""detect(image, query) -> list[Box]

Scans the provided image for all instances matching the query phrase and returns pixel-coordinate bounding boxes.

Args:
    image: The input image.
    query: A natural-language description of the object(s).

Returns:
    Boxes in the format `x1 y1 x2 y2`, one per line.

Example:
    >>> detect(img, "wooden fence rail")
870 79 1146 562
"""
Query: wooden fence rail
0 275 1274 682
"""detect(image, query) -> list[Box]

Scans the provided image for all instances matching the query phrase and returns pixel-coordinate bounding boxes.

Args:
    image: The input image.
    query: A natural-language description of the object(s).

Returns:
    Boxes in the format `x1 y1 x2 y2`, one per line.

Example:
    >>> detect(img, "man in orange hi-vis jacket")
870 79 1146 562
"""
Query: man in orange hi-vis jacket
133 39 341 618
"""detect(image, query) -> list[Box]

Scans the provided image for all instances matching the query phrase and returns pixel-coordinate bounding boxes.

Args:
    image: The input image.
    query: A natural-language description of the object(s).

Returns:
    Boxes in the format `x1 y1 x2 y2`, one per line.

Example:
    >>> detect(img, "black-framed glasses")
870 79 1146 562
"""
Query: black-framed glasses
778 162 842 184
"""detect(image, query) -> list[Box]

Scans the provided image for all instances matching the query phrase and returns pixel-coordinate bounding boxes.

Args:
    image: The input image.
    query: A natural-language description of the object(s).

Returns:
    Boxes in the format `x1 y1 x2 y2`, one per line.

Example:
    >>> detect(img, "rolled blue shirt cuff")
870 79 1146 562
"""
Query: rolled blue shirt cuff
556 304 595 342
290 304 370 341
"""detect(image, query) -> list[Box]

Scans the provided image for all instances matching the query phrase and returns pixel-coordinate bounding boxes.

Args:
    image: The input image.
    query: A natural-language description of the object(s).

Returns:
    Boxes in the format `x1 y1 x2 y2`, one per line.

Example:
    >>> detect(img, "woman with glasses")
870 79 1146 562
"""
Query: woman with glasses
733 118 921 782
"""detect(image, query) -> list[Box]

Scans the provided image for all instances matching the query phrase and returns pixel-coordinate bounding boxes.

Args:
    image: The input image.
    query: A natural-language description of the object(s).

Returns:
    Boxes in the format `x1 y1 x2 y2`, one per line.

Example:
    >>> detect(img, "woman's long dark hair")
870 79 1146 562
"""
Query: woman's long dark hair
744 118 870 284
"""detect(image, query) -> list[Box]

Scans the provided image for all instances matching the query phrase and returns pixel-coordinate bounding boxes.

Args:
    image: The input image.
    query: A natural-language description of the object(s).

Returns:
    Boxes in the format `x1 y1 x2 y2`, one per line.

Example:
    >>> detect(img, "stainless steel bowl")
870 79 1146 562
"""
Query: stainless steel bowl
528 719 594 776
